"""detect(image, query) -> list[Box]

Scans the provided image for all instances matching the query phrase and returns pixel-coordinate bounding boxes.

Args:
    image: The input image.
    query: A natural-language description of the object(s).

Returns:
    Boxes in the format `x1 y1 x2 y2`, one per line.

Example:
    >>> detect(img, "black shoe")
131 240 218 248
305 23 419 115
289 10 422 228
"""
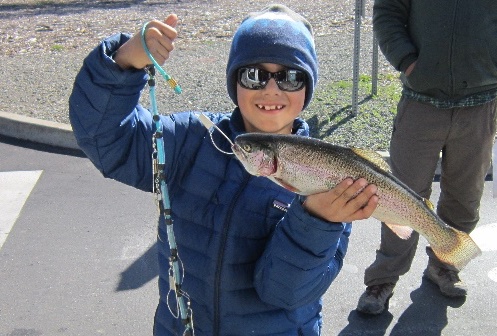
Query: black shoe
356 283 395 315
423 264 467 297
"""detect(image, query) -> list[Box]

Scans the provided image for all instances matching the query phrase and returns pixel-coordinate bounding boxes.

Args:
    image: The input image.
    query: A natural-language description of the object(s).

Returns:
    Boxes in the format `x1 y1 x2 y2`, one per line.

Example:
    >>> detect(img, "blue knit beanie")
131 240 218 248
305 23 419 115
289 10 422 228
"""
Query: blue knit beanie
226 4 318 110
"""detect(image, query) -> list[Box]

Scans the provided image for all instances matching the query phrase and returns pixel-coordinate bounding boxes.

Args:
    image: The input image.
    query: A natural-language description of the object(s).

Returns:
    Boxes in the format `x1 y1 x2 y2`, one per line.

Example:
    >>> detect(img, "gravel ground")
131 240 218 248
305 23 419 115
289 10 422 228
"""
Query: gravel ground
0 0 397 150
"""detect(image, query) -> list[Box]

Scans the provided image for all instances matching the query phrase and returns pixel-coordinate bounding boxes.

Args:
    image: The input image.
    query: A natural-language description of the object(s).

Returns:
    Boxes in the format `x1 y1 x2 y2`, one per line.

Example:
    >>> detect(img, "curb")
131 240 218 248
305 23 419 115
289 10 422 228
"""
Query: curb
0 111 79 151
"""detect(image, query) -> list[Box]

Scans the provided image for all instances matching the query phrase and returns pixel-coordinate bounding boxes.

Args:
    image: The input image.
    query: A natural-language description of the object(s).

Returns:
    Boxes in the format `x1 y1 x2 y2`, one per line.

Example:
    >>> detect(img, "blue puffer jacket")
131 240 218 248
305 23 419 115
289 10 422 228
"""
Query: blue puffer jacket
69 33 352 336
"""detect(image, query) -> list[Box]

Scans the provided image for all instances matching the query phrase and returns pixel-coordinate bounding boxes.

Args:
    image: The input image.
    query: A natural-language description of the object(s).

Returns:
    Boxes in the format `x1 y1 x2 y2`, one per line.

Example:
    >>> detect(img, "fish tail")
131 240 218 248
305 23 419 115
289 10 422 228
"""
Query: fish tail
431 229 482 271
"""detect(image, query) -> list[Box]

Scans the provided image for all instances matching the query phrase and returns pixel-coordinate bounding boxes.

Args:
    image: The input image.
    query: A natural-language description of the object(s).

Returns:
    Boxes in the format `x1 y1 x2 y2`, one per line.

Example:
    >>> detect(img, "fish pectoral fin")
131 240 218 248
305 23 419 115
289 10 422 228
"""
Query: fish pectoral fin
273 177 301 193
385 223 413 240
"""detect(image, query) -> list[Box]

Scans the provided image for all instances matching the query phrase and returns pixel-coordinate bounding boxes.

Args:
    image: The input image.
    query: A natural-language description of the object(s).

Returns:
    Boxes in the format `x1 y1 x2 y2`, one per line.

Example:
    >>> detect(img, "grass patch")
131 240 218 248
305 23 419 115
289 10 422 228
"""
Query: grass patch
304 72 402 151
50 44 64 52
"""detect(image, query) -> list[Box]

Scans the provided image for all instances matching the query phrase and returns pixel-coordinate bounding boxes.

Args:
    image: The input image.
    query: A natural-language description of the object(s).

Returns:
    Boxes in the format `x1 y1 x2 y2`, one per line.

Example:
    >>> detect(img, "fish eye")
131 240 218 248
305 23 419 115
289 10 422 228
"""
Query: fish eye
242 144 252 152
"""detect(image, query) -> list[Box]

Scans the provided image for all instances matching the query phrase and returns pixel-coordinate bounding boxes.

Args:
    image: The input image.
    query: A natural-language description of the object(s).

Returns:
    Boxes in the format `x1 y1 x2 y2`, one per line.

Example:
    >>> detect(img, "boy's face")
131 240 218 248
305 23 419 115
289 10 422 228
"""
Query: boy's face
237 63 306 134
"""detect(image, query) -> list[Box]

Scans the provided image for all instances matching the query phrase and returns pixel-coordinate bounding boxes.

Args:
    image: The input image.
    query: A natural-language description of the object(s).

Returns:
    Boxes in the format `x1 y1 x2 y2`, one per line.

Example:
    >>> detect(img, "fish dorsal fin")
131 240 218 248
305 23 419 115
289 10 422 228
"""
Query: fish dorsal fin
424 198 435 211
351 148 391 173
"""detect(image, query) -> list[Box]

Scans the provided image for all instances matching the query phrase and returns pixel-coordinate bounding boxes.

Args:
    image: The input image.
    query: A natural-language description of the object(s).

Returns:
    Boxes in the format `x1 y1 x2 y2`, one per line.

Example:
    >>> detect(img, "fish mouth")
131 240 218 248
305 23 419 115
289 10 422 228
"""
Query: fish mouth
232 143 245 160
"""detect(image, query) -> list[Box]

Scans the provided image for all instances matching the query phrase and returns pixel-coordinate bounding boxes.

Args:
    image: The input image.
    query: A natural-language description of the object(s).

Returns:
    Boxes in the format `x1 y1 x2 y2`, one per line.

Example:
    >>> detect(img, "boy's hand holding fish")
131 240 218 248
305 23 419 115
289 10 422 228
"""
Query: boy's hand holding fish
303 178 378 223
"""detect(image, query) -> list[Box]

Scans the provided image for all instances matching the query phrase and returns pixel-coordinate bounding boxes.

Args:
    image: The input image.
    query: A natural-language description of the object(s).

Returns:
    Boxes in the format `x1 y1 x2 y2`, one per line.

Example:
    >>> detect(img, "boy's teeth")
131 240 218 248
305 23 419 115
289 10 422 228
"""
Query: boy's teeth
258 105 283 110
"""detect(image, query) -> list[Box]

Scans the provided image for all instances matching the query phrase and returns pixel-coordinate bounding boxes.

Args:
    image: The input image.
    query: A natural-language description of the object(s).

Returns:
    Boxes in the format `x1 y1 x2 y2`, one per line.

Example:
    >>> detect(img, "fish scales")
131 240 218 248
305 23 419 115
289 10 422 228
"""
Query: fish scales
274 140 436 236
232 133 481 270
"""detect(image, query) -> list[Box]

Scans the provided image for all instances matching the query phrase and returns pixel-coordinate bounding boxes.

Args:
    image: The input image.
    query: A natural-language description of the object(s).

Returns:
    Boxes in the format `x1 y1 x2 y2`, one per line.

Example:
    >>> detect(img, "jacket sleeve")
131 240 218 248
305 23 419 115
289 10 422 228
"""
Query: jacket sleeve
373 0 417 72
69 33 158 191
253 197 352 310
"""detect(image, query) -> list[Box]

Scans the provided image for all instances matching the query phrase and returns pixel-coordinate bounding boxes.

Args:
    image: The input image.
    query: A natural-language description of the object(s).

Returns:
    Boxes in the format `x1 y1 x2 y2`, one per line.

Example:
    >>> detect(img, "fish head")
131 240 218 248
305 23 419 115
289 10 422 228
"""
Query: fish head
232 134 277 176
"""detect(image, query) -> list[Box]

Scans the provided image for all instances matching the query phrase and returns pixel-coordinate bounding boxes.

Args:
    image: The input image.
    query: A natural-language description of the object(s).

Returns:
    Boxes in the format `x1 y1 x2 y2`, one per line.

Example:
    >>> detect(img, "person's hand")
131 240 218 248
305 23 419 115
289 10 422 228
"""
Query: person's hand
302 178 378 223
405 61 417 76
113 14 179 70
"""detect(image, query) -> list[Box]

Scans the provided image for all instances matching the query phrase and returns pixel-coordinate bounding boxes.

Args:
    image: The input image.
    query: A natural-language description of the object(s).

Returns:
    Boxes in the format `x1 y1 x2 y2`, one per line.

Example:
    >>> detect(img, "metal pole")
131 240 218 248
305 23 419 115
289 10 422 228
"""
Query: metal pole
493 141 496 198
372 32 379 96
351 0 363 116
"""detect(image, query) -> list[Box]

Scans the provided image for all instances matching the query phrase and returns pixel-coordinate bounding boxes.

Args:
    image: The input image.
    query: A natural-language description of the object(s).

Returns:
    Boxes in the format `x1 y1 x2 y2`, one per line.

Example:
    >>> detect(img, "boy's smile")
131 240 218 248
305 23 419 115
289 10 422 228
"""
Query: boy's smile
237 63 306 134
257 104 284 111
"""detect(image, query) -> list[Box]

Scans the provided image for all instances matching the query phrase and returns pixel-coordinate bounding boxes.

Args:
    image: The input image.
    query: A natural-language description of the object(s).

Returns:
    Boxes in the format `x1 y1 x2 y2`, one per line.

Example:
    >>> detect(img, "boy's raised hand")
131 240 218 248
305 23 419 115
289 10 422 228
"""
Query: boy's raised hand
114 14 178 70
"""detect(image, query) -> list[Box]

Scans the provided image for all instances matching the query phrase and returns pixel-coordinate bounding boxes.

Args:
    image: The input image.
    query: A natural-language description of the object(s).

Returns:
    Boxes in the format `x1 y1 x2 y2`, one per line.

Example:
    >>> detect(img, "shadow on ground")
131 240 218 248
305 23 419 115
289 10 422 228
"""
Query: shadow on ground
306 95 375 139
337 278 466 336
0 134 85 157
116 242 159 291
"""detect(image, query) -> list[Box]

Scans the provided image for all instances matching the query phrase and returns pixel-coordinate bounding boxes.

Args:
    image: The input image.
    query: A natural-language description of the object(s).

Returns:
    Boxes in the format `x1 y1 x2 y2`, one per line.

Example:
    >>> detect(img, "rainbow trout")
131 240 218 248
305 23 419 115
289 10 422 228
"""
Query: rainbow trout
232 133 481 270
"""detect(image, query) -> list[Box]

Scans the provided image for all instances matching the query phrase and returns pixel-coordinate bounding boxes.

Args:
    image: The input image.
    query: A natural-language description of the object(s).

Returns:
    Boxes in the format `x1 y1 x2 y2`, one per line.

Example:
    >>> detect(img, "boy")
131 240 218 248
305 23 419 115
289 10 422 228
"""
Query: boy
69 4 378 335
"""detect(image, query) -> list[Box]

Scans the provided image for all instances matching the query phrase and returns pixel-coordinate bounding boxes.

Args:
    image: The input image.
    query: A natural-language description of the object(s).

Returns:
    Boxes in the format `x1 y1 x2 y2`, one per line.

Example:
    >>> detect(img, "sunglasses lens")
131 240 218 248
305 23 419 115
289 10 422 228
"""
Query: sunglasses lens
276 69 306 91
238 68 268 89
238 68 306 92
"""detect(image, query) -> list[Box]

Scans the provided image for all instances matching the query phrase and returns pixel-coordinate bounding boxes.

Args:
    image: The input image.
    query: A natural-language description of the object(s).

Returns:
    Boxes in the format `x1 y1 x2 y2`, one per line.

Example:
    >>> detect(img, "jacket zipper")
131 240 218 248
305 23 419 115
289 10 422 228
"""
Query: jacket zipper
213 173 251 335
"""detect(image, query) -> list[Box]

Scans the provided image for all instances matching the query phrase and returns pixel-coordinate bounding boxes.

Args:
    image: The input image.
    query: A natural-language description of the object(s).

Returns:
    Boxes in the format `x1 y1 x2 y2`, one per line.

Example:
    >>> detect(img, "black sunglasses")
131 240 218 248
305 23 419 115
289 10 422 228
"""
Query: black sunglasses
237 67 306 92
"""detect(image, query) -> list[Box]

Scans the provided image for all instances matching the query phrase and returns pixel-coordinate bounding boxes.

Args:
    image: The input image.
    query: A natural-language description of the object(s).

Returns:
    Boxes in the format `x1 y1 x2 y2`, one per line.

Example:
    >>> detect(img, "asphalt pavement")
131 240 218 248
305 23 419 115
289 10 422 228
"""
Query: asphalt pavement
0 125 496 335
0 136 158 335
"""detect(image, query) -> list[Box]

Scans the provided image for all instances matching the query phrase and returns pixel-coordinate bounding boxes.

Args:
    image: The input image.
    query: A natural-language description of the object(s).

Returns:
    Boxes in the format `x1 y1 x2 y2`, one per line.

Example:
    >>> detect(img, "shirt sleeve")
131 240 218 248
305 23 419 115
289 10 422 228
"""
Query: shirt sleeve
253 197 352 310
69 33 158 191
373 0 417 72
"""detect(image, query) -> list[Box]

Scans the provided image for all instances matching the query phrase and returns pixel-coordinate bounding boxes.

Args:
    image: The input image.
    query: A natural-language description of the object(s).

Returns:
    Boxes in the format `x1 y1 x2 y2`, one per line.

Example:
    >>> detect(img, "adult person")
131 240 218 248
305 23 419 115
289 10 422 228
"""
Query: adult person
357 0 497 315
69 4 378 335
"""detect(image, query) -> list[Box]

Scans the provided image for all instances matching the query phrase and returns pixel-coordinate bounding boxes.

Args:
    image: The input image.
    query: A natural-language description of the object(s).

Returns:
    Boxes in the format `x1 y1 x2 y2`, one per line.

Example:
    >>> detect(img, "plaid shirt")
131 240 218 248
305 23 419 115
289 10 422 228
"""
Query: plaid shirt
403 87 497 109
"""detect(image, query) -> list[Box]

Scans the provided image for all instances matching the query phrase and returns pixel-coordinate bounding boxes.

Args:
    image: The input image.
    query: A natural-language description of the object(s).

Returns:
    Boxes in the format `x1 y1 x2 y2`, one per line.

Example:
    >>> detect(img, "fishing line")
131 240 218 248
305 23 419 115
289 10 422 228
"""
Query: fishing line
141 21 194 336
198 113 235 155
141 22 182 94
140 21 232 157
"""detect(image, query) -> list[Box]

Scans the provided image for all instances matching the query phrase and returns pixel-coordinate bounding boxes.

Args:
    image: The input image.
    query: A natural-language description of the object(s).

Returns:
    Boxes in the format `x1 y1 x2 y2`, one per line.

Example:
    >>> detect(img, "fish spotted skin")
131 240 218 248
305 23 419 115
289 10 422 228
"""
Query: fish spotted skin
232 133 481 271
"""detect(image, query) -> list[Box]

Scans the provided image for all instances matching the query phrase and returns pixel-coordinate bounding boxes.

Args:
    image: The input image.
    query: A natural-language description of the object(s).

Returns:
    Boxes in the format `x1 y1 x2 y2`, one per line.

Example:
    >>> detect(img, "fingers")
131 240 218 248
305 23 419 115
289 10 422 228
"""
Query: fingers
164 13 179 28
357 193 379 218
144 19 178 64
303 178 378 223
113 15 178 70
147 17 178 41
344 179 377 212
340 184 379 221
405 60 417 76
332 178 378 221
333 177 365 200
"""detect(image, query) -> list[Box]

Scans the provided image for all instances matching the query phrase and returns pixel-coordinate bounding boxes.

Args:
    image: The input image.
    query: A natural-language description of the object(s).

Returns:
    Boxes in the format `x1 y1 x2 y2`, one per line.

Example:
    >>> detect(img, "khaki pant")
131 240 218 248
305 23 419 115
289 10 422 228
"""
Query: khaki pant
364 96 497 285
